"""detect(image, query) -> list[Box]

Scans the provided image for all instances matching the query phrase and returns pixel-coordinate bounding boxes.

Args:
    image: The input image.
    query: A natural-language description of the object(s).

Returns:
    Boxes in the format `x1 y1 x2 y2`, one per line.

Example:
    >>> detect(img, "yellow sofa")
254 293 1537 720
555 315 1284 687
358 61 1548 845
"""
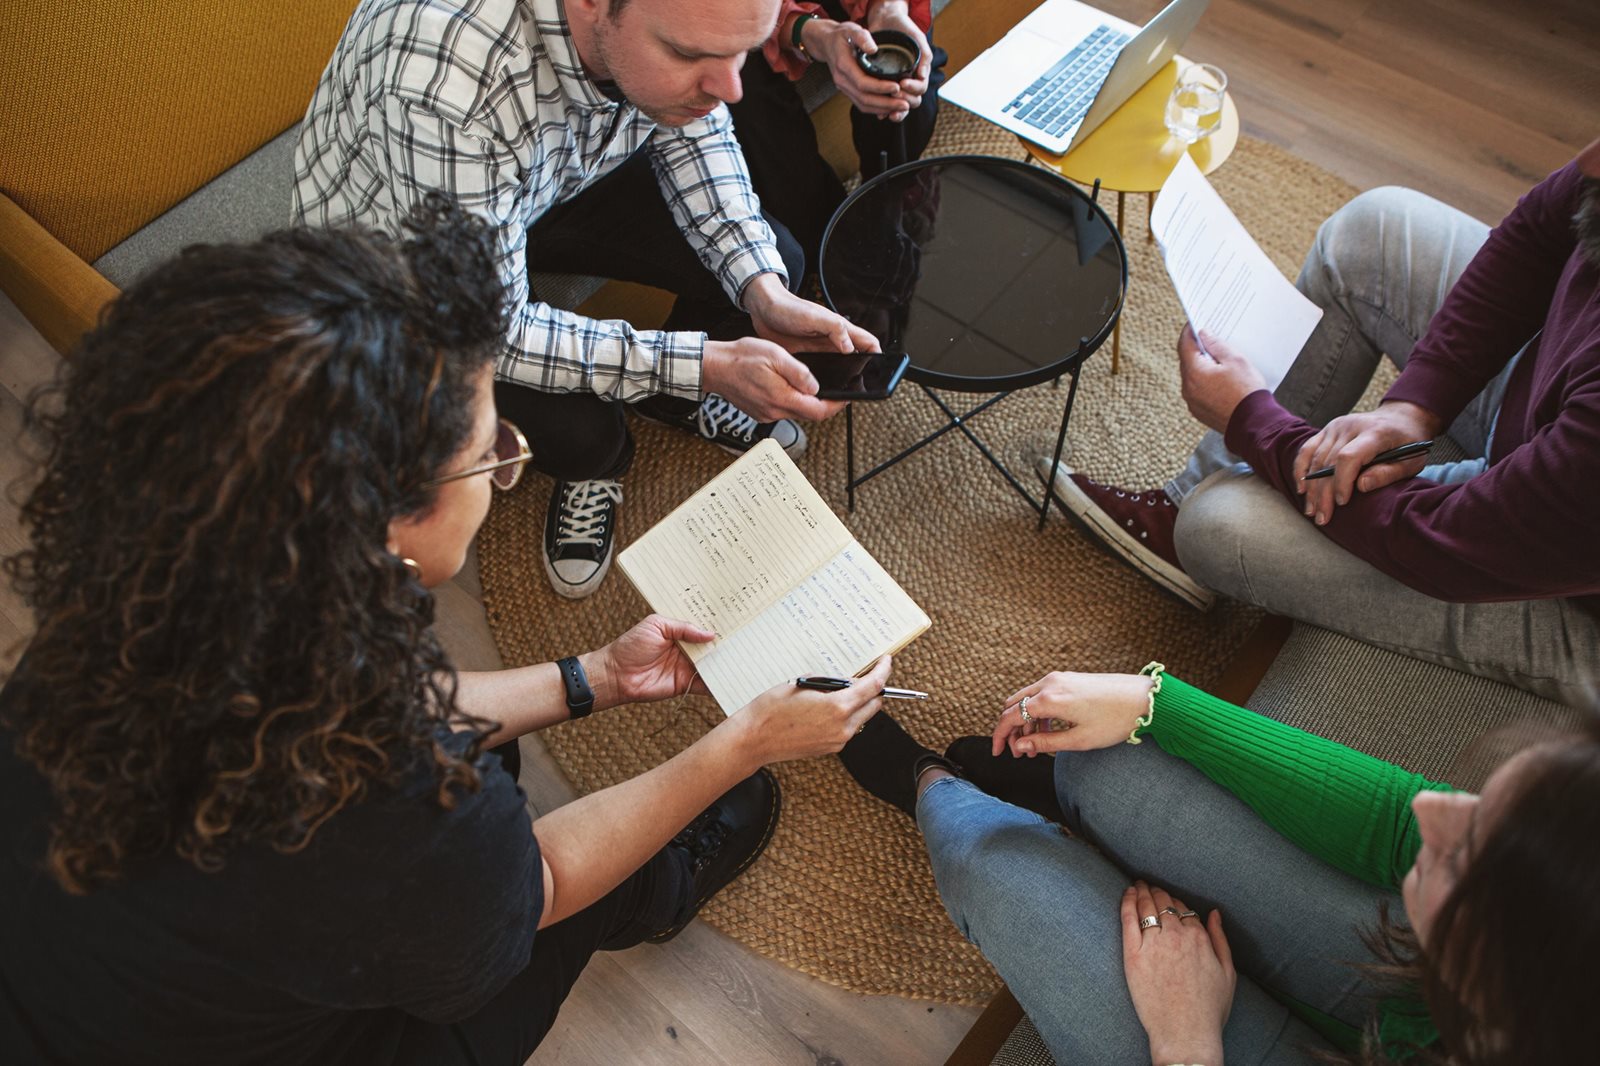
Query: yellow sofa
0 1 360 354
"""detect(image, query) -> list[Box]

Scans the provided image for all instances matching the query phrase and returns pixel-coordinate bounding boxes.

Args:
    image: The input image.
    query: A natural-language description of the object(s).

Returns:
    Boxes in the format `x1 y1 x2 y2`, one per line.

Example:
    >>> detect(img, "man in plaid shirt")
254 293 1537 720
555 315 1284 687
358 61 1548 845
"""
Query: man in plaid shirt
295 0 875 598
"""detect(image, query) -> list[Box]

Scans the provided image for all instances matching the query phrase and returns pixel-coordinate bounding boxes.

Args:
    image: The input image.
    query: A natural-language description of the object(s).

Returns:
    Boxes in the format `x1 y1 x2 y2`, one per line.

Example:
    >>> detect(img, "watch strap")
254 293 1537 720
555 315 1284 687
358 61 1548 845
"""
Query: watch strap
558 656 595 719
791 12 817 60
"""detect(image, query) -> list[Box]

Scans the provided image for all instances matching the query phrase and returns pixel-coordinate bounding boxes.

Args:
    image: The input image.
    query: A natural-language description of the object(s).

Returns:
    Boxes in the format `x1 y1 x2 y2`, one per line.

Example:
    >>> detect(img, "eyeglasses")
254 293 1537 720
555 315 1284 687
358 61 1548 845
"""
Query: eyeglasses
423 418 533 491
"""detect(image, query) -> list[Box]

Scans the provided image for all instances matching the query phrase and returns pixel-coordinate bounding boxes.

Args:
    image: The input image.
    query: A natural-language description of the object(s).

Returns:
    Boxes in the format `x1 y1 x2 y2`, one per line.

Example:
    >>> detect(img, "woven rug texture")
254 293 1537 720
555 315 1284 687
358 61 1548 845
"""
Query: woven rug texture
477 109 1365 1004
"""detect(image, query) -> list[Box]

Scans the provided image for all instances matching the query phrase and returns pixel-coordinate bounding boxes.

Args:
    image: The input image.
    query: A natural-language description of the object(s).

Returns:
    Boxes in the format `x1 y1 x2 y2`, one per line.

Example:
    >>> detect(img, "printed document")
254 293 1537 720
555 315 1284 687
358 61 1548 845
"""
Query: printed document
1149 153 1323 388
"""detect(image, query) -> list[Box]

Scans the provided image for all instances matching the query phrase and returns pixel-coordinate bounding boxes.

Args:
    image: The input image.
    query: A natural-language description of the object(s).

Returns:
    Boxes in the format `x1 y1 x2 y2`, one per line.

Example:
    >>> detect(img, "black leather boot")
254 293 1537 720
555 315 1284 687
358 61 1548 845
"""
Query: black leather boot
648 768 781 943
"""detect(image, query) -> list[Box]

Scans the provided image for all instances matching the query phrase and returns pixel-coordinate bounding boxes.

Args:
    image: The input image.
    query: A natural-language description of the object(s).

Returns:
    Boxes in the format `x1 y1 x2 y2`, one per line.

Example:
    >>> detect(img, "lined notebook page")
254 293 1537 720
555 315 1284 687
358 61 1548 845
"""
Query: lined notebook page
619 440 854 642
694 544 930 714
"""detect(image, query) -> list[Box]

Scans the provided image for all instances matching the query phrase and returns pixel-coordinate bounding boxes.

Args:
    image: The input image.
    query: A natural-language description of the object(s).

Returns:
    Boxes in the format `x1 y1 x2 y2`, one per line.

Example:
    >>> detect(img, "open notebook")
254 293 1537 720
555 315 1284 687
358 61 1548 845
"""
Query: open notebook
618 440 930 715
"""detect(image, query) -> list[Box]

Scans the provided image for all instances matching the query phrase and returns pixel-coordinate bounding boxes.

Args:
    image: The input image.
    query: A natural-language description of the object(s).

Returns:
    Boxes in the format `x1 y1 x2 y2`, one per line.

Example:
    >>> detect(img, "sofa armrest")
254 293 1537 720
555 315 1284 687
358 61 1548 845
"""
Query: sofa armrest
0 193 118 357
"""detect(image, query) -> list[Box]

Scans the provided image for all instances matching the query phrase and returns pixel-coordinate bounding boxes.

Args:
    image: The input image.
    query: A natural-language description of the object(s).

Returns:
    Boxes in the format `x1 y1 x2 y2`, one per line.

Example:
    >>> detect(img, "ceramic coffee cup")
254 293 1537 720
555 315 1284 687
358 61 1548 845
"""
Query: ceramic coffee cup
856 29 921 81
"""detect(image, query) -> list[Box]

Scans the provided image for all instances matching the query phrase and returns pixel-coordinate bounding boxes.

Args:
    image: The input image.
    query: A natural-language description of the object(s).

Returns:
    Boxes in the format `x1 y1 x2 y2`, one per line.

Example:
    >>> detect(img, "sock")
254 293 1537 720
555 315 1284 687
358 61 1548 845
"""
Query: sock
945 736 1067 824
838 712 940 818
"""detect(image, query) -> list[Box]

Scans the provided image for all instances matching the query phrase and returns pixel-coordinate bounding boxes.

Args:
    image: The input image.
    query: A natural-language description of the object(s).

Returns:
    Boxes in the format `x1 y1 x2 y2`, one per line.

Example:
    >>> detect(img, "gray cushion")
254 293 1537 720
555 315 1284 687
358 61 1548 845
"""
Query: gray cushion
1244 624 1581 791
91 127 605 308
94 129 301 288
991 1016 1054 1066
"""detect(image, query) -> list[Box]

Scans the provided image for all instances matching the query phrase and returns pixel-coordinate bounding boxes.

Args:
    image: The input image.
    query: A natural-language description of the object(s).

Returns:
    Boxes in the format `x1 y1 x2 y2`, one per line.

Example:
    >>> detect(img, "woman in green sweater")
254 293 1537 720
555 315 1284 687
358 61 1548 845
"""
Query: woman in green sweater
841 665 1599 1064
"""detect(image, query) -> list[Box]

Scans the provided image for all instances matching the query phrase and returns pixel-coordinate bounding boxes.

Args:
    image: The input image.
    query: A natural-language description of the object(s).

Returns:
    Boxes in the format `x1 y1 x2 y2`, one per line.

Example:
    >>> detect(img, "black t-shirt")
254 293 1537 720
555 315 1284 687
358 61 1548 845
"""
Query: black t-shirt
0 674 541 1065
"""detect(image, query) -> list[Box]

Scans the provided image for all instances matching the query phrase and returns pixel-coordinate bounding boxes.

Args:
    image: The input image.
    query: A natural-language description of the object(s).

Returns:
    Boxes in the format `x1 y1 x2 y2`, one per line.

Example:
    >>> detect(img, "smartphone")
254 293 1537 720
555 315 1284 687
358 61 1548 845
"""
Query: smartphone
794 351 911 401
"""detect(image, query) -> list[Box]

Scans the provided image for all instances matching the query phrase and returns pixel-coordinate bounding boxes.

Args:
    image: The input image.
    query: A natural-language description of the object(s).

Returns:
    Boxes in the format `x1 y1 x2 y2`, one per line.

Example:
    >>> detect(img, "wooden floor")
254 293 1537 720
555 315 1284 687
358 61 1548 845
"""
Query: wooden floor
1 1 1596 1063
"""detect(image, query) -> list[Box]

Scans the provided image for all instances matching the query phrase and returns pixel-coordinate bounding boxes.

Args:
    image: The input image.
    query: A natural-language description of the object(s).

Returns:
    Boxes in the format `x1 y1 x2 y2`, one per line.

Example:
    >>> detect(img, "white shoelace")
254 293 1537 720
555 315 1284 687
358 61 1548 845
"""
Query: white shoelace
696 393 758 443
556 479 623 548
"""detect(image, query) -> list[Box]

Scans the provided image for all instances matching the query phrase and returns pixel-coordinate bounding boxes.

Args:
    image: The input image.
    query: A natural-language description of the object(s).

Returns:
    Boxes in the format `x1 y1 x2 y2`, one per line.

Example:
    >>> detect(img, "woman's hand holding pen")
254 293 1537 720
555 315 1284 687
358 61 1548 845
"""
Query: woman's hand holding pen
1292 401 1443 525
726 656 892 768
991 671 1154 757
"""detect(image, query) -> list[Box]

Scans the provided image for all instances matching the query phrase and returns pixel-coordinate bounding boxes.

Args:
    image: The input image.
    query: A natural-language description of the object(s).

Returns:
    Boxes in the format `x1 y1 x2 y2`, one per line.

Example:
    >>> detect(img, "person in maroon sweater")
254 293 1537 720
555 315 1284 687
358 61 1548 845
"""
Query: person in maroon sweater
1041 138 1600 707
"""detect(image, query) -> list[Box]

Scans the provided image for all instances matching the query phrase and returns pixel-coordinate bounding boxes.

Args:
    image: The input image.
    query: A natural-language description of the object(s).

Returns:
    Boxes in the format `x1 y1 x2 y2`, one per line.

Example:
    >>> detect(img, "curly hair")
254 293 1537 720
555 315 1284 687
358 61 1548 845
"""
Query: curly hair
4 195 509 894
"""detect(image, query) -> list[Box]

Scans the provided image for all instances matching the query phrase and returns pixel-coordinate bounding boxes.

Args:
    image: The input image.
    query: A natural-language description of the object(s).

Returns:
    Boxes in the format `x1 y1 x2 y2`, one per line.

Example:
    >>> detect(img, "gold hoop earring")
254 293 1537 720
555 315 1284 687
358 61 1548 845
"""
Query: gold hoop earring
401 557 423 581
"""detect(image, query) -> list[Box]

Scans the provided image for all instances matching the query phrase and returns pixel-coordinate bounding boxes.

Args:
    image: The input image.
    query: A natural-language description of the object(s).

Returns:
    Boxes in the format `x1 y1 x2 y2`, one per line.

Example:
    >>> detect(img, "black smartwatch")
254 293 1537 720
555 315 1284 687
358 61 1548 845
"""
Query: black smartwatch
557 656 595 720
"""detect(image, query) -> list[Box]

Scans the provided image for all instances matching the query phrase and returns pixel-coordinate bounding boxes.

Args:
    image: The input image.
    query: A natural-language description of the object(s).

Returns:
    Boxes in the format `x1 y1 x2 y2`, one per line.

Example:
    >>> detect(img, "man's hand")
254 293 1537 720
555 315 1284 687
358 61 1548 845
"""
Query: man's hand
1122 881 1234 1066
798 2 931 121
588 615 715 709
1291 401 1442 525
702 337 846 423
743 273 880 355
1177 325 1266 432
861 0 933 117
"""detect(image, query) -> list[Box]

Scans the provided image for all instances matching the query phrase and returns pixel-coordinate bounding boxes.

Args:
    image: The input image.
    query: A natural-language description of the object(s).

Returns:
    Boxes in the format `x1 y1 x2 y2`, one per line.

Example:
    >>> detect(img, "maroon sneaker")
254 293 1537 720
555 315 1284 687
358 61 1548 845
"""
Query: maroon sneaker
1035 458 1215 610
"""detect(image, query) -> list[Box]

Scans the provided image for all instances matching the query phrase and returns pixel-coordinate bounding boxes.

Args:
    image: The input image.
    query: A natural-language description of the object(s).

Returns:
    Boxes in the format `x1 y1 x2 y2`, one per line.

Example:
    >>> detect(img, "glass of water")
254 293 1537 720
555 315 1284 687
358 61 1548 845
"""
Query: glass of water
1164 63 1227 145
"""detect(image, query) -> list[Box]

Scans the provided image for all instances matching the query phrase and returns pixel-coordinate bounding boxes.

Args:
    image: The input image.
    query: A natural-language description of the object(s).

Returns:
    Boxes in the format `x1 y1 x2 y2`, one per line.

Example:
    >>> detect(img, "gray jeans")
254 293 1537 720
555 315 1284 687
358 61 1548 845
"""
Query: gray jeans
921 742 1400 1063
1161 187 1599 707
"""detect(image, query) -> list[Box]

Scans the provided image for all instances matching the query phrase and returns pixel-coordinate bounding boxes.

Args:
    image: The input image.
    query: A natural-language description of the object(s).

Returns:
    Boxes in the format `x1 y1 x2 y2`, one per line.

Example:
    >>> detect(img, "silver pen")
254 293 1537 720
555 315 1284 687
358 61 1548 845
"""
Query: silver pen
794 675 930 701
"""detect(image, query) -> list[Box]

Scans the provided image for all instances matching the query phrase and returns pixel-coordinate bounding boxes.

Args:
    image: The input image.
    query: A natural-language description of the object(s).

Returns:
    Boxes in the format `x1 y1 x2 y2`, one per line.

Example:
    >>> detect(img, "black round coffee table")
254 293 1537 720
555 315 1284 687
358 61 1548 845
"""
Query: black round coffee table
819 154 1126 524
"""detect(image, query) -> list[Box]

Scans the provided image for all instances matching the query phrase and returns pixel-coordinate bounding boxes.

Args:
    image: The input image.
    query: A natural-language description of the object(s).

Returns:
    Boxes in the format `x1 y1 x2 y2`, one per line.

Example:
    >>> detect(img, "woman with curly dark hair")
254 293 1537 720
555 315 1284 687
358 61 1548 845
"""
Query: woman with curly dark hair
0 198 889 1065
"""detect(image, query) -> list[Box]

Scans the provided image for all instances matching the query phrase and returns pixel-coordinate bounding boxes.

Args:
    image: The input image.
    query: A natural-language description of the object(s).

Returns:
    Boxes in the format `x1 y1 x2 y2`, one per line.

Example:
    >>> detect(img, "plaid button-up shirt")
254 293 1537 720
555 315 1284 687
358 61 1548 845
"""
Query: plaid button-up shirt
292 0 787 401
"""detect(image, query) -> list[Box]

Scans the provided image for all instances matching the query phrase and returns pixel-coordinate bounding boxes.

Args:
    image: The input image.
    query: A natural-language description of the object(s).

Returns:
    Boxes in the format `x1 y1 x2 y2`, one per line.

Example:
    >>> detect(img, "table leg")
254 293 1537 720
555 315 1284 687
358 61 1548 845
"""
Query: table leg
1039 366 1083 531
846 402 857 512
1113 192 1124 374
1147 190 1156 243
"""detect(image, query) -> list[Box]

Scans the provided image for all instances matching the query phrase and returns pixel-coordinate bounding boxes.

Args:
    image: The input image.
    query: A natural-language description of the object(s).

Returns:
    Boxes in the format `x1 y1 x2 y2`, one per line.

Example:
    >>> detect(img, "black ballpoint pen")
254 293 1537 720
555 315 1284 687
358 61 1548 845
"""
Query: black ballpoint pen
1303 439 1434 481
795 675 930 701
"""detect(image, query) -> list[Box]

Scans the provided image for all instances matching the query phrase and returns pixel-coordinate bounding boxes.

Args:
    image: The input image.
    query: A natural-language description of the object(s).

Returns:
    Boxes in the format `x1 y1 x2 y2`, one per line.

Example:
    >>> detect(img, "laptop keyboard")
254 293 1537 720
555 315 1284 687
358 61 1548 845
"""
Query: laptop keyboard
1003 24 1131 138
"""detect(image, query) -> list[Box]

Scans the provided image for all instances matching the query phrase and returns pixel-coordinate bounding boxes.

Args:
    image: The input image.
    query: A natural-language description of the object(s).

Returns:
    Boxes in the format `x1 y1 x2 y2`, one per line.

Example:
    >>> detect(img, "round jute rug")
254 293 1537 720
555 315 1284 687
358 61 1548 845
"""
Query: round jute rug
476 109 1362 1004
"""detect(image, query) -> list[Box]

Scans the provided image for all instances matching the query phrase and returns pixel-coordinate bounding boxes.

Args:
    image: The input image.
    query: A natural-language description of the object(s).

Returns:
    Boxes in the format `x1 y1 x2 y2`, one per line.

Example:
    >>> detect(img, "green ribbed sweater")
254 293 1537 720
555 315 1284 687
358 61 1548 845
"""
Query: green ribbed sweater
1143 675 1451 1055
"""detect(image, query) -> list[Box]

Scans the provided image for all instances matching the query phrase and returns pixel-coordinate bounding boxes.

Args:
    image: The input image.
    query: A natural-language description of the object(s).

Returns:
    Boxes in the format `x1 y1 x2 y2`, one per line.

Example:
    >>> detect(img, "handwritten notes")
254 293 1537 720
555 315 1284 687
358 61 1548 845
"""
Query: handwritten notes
618 441 930 715
1149 153 1323 389
693 547 929 713
619 443 852 636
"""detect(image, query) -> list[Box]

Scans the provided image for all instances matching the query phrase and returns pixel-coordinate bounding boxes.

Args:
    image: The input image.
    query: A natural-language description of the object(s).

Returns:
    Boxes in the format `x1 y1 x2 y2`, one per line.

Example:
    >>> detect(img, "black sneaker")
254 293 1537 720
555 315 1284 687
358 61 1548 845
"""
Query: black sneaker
649 768 781 943
543 479 622 599
640 393 808 459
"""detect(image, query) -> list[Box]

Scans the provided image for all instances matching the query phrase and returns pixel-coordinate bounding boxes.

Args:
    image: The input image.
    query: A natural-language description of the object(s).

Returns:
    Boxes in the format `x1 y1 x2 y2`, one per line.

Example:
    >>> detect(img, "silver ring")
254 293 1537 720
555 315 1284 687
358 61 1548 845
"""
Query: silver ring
1019 696 1034 724
1178 910 1199 920
1138 914 1161 930
1159 906 1181 917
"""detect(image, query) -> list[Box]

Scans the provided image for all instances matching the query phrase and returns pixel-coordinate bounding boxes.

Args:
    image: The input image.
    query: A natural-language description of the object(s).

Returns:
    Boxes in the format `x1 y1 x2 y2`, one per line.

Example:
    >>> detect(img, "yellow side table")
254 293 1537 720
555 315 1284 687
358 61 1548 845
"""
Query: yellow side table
1024 58 1240 372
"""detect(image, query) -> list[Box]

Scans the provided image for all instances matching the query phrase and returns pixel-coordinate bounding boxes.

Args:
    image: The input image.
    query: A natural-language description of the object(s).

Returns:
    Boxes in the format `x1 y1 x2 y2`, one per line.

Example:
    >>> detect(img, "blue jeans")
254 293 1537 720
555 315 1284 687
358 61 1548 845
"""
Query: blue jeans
919 743 1403 1063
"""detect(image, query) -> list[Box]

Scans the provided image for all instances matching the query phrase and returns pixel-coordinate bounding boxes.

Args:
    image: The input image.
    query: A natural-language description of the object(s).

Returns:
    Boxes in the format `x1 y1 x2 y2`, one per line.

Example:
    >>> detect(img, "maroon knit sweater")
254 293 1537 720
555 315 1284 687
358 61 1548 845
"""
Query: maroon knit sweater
1224 160 1600 607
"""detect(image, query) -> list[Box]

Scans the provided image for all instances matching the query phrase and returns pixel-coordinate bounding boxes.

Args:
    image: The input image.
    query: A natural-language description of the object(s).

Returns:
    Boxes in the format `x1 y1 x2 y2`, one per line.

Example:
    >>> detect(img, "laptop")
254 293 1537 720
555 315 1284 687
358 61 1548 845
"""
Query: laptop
939 0 1211 156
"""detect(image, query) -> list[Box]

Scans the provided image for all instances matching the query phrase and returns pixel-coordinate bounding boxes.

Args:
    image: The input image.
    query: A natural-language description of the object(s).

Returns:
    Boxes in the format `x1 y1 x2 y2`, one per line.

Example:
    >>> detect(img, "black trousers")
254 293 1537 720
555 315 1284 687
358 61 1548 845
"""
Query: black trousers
727 9 948 272
395 845 691 1064
497 148 806 484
